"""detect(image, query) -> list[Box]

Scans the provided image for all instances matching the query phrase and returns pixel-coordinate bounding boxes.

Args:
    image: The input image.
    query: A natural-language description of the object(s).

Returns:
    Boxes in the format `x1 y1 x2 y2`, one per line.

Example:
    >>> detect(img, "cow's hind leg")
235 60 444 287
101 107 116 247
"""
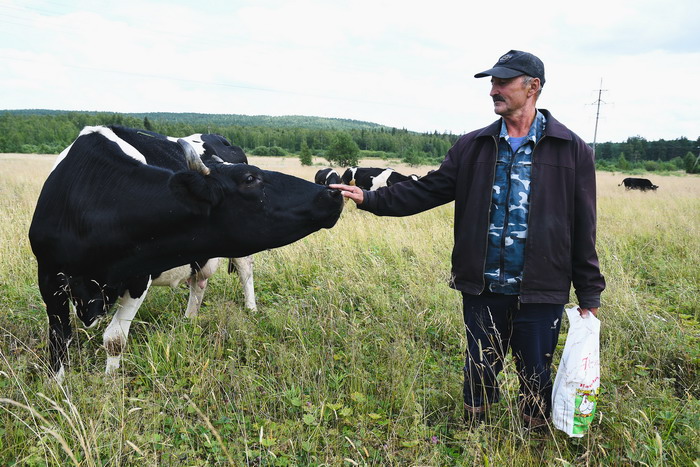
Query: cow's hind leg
103 277 152 374
231 256 257 311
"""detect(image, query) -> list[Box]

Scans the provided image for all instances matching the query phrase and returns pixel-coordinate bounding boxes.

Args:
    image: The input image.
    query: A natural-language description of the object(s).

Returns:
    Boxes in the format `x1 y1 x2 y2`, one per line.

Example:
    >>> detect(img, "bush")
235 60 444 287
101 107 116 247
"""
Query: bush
251 146 287 156
19 144 40 154
402 148 429 167
359 150 397 160
595 159 616 171
643 160 659 172
326 133 359 167
299 140 312 166
669 157 684 170
684 152 699 173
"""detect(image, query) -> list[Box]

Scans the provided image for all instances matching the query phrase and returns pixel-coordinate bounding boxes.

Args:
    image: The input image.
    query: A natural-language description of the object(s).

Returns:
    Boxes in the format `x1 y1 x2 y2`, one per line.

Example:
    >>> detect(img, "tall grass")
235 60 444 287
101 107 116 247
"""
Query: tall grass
0 155 698 465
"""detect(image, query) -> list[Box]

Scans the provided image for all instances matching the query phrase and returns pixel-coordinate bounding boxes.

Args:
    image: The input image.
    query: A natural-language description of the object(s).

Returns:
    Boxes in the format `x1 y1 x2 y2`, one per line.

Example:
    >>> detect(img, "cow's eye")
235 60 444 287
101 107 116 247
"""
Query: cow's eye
245 174 258 184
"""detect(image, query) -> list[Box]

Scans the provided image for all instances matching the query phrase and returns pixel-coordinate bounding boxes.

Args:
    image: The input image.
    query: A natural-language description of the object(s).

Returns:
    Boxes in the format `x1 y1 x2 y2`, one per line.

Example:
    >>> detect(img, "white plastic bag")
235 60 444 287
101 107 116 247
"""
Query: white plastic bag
551 306 600 437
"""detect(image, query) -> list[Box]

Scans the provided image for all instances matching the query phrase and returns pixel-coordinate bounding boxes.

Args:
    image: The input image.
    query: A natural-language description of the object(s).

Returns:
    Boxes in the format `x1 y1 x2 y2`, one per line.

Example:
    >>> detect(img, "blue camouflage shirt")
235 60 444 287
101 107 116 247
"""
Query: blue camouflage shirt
484 110 546 294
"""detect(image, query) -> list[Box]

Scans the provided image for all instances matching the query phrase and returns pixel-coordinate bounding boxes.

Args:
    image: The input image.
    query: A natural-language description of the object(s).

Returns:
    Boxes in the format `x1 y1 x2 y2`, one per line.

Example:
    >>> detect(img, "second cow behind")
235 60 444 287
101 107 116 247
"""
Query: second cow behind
341 167 419 191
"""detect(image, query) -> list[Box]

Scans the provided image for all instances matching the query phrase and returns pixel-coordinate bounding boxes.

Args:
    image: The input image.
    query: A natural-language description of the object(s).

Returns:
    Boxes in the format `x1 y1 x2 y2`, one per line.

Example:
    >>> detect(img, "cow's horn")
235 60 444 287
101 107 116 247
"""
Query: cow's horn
177 138 210 175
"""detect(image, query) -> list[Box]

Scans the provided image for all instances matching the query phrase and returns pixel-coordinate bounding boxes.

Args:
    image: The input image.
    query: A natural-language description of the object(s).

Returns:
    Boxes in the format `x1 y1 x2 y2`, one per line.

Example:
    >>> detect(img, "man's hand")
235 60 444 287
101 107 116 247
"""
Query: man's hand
578 307 598 318
329 184 364 205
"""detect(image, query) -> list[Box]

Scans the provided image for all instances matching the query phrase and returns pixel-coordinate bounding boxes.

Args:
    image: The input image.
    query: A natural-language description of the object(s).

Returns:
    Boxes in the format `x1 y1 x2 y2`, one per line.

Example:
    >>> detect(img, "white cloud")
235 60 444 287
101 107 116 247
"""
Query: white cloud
1 0 699 142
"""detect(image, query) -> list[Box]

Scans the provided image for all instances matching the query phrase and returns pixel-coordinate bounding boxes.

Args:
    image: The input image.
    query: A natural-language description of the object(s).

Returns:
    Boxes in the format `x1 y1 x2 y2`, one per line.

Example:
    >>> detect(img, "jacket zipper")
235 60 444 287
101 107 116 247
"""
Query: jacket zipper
479 136 499 294
499 147 516 285
519 135 545 296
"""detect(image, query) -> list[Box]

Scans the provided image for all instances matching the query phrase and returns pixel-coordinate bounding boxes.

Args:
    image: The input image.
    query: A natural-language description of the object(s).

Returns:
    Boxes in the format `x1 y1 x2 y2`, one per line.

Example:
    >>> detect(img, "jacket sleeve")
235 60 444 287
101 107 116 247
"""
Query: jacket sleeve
572 138 606 308
359 138 466 216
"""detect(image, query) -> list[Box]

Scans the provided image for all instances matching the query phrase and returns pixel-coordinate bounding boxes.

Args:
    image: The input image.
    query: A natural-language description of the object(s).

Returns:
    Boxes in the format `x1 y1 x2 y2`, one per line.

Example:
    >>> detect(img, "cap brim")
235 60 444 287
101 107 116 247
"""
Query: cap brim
474 66 523 79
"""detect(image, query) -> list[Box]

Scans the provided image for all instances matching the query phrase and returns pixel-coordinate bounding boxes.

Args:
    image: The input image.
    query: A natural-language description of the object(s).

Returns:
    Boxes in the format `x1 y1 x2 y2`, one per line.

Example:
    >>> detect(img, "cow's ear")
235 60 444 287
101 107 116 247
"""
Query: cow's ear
169 172 215 216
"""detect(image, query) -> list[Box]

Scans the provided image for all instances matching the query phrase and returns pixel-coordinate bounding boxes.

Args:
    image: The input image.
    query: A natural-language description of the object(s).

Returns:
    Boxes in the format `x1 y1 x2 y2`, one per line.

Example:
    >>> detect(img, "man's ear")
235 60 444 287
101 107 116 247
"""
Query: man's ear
169 171 214 216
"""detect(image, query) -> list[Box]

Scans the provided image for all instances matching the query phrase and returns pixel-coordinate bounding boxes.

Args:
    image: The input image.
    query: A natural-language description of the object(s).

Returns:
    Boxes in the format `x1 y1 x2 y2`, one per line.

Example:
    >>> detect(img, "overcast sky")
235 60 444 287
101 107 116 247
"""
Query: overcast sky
2 0 699 144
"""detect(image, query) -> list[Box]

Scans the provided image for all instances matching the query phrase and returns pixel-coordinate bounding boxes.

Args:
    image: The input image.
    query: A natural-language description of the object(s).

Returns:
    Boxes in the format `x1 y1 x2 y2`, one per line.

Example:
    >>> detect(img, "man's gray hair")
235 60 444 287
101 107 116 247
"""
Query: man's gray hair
523 75 543 99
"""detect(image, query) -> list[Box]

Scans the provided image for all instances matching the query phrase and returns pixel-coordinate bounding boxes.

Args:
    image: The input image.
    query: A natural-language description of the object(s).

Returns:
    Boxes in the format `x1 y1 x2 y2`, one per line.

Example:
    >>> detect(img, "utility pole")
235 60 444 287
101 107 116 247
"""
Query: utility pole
591 78 607 156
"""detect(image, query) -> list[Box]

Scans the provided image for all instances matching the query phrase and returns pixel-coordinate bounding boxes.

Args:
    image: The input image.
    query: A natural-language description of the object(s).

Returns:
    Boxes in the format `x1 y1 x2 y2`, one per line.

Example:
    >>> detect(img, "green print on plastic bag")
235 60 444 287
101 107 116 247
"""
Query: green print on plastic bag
573 388 598 434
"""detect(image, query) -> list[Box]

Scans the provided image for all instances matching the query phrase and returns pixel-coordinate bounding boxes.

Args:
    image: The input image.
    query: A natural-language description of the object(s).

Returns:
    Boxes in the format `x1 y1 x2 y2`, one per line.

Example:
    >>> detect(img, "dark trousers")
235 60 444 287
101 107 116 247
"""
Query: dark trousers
462 292 564 419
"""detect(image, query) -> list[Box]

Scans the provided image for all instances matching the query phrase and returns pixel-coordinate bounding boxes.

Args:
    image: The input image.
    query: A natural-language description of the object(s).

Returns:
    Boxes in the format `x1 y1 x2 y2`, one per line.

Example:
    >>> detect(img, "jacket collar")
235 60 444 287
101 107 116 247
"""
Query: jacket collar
476 109 572 141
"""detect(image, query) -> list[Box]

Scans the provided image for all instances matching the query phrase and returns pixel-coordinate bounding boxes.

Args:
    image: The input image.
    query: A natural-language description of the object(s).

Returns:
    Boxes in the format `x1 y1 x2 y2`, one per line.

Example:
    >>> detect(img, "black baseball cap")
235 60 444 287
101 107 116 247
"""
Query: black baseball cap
474 50 545 86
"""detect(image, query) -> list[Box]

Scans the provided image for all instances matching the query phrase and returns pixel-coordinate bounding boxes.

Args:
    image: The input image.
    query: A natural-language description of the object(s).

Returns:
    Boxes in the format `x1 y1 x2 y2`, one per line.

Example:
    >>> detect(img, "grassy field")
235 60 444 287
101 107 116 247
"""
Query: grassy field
0 153 698 466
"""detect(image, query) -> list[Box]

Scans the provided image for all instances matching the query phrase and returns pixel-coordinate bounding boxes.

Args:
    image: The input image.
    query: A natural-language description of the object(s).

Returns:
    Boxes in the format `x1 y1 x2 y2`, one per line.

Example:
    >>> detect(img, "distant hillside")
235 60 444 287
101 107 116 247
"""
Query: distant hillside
4 109 391 131
4 109 696 173
0 108 456 165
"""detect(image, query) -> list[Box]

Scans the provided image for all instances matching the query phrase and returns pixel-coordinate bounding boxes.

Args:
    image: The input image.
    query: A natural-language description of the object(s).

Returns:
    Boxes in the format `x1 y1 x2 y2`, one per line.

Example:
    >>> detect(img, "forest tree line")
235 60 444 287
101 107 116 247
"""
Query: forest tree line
1 110 698 172
0 111 456 166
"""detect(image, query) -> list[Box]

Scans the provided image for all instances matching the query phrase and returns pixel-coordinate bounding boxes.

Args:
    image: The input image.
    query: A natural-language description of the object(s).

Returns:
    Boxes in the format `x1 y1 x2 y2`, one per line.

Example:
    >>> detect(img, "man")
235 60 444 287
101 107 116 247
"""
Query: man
331 50 605 430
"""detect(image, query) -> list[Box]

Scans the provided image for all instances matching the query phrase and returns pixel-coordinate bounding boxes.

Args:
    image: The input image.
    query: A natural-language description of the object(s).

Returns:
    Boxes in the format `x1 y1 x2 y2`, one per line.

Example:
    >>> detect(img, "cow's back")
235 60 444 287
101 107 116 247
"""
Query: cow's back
110 126 187 171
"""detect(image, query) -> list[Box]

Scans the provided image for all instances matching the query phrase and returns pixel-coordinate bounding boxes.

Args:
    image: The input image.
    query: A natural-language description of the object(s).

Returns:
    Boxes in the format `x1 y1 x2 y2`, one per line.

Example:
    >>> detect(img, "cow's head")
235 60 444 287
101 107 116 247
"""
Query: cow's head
169 140 343 257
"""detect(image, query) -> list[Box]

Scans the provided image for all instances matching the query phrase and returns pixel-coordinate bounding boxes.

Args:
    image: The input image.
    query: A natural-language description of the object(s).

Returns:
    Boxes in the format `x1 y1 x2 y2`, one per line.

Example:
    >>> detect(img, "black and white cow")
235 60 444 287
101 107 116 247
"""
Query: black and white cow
619 177 659 191
53 130 258 315
314 168 341 186
30 125 344 380
341 167 419 191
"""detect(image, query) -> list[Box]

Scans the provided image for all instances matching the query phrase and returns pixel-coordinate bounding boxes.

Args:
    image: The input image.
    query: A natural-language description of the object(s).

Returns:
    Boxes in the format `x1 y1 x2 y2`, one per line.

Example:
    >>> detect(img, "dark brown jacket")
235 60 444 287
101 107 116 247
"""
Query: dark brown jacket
360 109 605 308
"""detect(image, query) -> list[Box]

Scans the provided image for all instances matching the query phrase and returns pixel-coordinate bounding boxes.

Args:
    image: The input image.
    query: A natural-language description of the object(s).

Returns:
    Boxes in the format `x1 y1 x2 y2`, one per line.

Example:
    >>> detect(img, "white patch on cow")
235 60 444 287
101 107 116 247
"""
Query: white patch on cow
370 169 393 191
178 134 206 155
175 134 233 165
151 265 192 288
50 142 74 173
79 126 148 164
346 167 358 185
325 170 339 183
103 278 152 374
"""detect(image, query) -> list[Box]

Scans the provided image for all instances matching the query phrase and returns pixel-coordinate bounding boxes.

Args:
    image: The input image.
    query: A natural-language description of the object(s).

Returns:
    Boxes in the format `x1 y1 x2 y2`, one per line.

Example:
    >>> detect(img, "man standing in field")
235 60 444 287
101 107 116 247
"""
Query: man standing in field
331 50 605 430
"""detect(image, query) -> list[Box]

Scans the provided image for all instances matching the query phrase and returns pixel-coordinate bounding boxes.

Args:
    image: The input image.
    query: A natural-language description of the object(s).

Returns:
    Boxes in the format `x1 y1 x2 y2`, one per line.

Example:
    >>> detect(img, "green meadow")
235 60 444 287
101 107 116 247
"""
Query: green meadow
0 154 698 465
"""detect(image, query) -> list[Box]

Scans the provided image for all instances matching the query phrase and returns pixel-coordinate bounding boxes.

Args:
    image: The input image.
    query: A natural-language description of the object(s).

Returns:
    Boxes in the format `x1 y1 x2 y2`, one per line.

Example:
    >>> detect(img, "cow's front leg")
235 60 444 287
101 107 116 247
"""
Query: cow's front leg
103 277 152 374
47 310 72 383
39 268 72 383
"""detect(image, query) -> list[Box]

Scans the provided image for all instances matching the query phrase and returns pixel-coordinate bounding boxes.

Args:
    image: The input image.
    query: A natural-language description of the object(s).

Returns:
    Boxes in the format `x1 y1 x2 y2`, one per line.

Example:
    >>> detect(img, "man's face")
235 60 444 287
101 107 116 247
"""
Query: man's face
489 75 531 117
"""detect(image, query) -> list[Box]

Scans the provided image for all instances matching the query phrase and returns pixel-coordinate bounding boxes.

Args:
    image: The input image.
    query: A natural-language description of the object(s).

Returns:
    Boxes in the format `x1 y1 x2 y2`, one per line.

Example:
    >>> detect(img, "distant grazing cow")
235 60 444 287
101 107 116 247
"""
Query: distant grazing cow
314 168 341 186
341 167 419 191
619 177 659 191
30 125 344 380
